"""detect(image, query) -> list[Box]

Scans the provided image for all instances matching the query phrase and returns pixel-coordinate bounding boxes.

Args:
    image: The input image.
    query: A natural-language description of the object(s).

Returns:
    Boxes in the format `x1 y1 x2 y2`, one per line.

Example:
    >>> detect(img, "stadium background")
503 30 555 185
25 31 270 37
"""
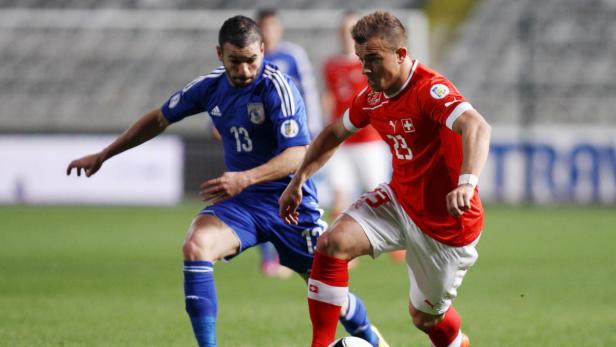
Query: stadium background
1 0 615 346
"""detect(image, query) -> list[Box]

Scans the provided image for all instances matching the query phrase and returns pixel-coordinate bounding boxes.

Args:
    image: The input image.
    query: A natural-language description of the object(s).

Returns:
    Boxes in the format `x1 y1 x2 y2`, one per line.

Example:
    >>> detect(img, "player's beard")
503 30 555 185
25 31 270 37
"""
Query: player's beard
367 78 383 92
232 75 253 87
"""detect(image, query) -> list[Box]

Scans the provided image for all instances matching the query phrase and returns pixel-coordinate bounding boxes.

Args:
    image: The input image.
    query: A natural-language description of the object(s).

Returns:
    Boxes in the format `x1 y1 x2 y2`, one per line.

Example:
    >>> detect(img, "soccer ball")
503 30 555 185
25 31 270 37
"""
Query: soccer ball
328 336 373 347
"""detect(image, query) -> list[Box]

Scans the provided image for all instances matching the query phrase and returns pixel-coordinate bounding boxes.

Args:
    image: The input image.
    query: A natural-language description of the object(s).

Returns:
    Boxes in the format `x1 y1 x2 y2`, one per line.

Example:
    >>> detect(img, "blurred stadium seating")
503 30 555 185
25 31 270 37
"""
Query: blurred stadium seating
0 3 425 199
1 0 614 203
440 0 616 126
0 4 424 134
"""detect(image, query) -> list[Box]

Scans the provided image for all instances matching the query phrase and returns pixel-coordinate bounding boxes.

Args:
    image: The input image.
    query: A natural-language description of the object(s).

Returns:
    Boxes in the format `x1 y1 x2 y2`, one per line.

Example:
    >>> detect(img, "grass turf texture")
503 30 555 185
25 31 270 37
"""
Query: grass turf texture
1 204 615 346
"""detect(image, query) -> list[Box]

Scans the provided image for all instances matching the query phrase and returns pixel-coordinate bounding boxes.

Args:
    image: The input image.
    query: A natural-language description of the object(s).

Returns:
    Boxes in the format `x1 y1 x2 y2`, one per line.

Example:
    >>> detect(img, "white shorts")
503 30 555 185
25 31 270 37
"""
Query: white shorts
326 141 391 196
344 183 479 315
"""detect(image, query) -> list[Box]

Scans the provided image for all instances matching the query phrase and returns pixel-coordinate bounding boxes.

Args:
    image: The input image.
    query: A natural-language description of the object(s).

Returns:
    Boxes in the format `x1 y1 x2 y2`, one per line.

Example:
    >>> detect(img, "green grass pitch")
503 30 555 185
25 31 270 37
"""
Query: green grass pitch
1 204 615 346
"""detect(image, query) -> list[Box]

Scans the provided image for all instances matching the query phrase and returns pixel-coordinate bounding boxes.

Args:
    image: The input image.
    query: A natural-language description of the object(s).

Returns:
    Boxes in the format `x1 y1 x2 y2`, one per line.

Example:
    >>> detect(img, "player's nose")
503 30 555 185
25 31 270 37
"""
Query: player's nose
238 63 251 77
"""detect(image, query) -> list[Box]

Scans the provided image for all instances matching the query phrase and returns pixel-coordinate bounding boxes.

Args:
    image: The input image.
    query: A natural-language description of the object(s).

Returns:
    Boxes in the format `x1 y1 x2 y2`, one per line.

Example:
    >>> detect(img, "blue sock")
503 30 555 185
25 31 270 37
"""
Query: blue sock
339 292 379 346
184 260 217 347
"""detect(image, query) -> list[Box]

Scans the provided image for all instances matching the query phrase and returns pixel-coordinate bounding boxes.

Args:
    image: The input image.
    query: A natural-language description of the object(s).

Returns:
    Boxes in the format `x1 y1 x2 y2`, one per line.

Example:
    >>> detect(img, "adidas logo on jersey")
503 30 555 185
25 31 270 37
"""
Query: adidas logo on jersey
211 106 222 117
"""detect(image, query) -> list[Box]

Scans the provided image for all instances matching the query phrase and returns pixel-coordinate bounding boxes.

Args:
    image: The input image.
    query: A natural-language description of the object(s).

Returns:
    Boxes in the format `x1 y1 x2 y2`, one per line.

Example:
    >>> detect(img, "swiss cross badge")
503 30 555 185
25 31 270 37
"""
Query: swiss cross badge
402 118 415 133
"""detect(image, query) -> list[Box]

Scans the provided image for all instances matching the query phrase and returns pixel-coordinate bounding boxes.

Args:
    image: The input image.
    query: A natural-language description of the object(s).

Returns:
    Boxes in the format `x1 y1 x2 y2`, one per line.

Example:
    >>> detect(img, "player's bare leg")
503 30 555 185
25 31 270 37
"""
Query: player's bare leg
182 214 240 347
409 302 469 347
307 215 376 347
329 209 360 271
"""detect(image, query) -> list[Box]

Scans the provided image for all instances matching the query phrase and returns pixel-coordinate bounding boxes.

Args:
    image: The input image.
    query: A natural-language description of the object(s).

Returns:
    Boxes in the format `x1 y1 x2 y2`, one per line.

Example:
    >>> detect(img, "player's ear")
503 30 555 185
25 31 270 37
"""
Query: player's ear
216 46 223 62
395 47 408 63
260 41 265 54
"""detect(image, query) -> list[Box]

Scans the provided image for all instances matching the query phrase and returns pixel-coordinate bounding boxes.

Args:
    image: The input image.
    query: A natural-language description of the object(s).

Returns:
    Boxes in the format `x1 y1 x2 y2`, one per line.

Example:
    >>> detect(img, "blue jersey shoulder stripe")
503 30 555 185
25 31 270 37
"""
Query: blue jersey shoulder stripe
264 65 296 117
207 66 225 75
264 71 290 117
182 67 224 93
263 66 291 116
267 65 296 116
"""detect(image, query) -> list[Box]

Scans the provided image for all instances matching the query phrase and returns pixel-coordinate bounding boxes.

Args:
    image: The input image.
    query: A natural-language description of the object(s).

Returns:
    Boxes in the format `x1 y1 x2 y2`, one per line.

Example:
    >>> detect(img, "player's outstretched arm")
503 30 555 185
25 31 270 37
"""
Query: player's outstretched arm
447 109 491 217
199 145 308 205
66 108 169 177
279 118 352 224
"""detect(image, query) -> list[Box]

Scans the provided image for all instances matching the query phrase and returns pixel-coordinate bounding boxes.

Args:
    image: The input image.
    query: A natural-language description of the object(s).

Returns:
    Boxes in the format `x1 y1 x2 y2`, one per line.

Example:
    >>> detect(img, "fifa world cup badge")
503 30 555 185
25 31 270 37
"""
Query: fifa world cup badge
280 119 299 138
248 103 265 124
430 84 450 99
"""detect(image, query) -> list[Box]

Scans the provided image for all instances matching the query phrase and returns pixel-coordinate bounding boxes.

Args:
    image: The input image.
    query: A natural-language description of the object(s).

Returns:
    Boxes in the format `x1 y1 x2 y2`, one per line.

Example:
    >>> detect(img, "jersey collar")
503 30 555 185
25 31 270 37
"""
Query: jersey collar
384 59 419 99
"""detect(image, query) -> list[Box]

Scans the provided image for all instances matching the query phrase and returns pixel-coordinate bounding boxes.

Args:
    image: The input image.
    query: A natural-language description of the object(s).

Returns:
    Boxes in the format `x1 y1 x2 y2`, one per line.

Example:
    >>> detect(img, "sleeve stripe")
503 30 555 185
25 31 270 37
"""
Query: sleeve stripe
446 102 474 129
264 66 296 117
277 69 297 115
205 66 225 78
264 72 288 116
342 109 360 133
182 67 224 92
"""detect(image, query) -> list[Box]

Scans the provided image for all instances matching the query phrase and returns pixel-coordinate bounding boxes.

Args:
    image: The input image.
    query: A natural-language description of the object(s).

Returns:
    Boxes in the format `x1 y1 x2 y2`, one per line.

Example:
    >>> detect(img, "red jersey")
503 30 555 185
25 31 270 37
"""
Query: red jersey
343 61 483 246
323 56 381 144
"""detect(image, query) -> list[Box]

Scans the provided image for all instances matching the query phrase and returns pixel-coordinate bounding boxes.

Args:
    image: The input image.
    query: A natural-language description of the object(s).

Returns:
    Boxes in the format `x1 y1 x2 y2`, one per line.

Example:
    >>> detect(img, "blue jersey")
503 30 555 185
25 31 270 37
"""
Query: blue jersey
161 61 318 200
265 42 323 135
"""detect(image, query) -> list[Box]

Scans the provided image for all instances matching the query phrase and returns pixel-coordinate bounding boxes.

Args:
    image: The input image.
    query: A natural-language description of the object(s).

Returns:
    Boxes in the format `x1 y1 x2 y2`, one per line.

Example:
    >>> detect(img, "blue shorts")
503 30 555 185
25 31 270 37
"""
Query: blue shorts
201 191 327 274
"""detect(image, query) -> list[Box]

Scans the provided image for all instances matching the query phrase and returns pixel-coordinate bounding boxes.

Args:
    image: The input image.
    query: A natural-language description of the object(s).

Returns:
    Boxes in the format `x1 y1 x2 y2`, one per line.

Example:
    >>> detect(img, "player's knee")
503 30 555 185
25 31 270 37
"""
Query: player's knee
315 230 351 259
408 302 442 332
182 230 219 261
182 239 203 260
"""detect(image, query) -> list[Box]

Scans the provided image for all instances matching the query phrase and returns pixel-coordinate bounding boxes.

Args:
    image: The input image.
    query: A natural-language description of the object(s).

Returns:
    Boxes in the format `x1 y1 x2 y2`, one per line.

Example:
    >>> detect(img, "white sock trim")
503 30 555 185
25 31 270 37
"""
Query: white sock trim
447 330 463 347
344 293 357 320
307 278 348 306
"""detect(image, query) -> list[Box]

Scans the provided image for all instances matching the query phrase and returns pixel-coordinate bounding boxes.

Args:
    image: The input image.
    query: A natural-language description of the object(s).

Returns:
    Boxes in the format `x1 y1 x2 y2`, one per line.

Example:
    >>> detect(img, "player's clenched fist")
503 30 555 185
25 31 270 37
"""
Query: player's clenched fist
279 178 303 225
446 184 475 217
66 153 105 177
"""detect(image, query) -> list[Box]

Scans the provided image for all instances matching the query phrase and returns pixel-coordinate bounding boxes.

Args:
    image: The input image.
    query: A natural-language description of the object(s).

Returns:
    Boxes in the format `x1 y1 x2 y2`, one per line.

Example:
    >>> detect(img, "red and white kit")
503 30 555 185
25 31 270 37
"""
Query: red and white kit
342 60 484 314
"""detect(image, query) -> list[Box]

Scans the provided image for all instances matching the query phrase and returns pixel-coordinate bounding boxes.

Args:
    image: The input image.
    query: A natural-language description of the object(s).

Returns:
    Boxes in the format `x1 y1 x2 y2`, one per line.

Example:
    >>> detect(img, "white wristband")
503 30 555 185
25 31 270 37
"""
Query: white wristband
458 174 479 189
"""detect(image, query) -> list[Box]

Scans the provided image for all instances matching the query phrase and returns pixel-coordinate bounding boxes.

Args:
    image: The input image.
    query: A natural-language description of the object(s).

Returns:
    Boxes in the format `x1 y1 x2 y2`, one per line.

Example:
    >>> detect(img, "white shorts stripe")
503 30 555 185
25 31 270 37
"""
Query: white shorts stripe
307 278 348 306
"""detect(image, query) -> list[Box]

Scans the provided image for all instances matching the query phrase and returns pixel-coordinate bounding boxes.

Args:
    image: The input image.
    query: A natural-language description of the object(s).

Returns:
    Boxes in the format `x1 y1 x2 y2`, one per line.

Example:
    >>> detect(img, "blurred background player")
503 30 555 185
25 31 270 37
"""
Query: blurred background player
280 11 491 347
257 8 323 137
322 11 404 263
256 8 324 277
67 15 386 347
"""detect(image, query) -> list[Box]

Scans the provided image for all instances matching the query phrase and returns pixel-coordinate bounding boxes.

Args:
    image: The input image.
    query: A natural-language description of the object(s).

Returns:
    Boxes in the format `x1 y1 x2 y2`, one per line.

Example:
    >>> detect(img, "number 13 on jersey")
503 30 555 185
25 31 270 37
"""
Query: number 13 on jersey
229 126 253 152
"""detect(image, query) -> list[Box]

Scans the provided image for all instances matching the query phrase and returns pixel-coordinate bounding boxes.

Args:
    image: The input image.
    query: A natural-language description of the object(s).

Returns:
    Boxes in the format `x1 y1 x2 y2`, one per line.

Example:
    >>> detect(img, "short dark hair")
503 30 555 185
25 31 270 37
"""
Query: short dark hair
218 15 262 48
351 11 407 50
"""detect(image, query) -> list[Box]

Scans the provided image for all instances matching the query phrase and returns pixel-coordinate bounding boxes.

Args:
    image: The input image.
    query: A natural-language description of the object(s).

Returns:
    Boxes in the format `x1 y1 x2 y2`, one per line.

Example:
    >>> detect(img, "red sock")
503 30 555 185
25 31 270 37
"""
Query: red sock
307 251 349 347
427 307 461 347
